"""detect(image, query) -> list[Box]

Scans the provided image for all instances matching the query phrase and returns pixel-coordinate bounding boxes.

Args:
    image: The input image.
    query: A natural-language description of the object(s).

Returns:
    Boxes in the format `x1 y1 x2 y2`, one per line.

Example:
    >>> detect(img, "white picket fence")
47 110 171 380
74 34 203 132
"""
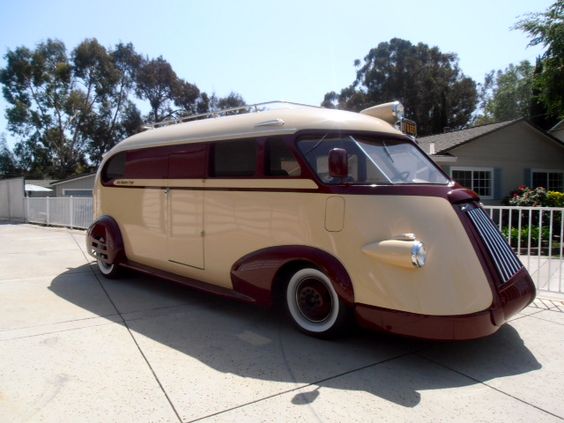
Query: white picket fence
25 197 93 229
22 198 563 294
484 206 564 294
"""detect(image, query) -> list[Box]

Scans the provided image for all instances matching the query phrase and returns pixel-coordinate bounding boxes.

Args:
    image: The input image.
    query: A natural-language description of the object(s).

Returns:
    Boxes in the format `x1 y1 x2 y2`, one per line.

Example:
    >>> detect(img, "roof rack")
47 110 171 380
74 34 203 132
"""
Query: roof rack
143 100 322 130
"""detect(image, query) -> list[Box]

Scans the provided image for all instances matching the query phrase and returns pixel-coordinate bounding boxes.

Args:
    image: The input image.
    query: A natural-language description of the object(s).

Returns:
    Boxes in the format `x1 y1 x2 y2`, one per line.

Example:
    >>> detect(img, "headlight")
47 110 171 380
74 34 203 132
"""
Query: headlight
362 235 427 269
411 241 427 268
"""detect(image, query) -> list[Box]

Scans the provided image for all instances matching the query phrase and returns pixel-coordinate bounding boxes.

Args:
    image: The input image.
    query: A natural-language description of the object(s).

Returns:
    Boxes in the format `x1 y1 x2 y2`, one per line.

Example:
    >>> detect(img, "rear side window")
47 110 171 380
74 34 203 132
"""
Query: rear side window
212 140 257 177
265 138 301 177
101 152 126 183
125 149 168 179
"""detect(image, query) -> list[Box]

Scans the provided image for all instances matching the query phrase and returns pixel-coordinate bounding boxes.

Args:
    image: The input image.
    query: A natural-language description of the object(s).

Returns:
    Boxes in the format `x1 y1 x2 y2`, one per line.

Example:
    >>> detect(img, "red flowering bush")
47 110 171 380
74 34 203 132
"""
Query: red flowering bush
506 186 548 207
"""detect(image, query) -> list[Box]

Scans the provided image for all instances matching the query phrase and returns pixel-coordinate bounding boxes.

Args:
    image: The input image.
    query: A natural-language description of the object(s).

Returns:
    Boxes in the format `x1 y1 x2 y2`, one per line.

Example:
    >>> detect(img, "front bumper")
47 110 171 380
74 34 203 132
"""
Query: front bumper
354 268 536 341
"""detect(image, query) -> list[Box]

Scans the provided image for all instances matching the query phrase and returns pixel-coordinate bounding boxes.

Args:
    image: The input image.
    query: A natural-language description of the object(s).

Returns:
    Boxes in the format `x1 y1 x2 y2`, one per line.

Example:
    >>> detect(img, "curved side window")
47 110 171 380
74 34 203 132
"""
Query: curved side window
101 152 126 183
265 138 301 177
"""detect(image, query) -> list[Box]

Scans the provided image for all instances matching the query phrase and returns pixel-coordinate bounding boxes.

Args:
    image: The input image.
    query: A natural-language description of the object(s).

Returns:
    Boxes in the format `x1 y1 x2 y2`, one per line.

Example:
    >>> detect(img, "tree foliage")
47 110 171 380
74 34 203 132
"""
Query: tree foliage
322 38 477 136
0 39 246 178
0 134 20 178
0 39 143 177
514 1 564 120
474 61 534 125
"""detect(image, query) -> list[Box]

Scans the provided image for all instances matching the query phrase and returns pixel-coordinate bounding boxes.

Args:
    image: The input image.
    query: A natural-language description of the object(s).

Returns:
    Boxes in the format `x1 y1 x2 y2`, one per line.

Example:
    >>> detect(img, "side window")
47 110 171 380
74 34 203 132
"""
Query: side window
169 144 207 178
298 138 360 183
125 148 168 179
212 140 257 177
101 152 126 183
265 138 301 177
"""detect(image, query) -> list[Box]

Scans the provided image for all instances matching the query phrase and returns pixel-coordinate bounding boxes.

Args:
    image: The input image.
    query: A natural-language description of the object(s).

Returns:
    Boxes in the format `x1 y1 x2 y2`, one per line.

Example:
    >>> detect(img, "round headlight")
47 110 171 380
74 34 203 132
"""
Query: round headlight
411 241 427 268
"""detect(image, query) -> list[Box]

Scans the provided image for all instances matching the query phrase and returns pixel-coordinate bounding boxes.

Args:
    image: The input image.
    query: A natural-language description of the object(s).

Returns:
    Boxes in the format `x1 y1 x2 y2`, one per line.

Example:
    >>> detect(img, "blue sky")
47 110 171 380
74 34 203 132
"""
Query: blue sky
0 0 554 146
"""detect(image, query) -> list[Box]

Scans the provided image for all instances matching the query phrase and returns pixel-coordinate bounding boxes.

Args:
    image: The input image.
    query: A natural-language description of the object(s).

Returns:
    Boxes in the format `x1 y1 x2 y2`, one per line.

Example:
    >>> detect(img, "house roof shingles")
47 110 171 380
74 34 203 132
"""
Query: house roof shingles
417 120 518 155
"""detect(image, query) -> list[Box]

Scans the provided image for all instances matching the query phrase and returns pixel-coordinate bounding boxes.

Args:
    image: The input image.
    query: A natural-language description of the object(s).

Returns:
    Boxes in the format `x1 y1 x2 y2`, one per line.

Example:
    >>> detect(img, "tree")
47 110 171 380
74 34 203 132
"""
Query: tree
474 61 534 125
84 42 144 165
0 39 144 177
135 57 204 123
135 57 180 122
0 134 21 178
321 38 478 136
515 1 564 120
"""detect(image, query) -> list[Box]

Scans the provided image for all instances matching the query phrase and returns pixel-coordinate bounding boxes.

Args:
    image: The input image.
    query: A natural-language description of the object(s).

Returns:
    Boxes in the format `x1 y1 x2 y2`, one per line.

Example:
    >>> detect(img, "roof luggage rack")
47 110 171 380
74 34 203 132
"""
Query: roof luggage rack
143 100 321 130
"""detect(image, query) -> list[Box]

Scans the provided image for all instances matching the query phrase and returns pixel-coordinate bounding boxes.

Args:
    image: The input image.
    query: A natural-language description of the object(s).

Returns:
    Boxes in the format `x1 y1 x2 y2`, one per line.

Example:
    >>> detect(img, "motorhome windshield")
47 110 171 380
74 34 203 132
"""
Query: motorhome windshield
298 135 450 185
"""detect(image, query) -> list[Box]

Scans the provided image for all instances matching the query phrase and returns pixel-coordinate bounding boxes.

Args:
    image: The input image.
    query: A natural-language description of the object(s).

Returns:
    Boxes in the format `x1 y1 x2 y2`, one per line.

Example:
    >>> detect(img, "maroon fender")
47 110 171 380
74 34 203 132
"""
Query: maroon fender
86 215 125 265
447 187 480 204
230 245 354 308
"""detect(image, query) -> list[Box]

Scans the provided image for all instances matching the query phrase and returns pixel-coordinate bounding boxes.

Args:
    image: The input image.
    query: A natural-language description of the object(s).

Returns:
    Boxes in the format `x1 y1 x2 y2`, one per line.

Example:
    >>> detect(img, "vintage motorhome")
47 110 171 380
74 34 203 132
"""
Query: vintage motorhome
87 101 535 340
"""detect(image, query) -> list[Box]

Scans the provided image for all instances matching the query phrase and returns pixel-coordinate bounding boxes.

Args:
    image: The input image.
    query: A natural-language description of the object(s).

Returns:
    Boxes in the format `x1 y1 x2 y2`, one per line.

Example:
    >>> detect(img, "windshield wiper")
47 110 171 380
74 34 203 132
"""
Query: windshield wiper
382 141 394 163
303 132 329 156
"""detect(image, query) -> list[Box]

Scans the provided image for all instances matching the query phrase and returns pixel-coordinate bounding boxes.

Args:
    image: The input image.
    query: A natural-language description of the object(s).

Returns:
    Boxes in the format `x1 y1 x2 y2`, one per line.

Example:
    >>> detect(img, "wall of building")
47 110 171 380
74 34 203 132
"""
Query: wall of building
53 175 96 197
0 177 25 221
437 122 564 204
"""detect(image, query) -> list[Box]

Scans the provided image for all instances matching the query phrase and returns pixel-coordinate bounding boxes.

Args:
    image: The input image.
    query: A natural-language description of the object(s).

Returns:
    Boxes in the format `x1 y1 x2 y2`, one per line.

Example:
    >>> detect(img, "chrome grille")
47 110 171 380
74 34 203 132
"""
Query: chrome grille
467 207 523 283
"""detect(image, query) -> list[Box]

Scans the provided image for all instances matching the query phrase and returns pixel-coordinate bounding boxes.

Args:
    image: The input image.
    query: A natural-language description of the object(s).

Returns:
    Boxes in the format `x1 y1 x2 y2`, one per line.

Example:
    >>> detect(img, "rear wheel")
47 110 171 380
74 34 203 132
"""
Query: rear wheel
96 257 121 279
285 268 348 338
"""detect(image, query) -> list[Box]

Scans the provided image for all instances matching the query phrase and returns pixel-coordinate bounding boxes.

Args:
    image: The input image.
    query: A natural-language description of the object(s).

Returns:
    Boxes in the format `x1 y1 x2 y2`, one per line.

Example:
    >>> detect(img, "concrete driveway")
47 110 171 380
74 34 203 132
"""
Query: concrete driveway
1 223 563 422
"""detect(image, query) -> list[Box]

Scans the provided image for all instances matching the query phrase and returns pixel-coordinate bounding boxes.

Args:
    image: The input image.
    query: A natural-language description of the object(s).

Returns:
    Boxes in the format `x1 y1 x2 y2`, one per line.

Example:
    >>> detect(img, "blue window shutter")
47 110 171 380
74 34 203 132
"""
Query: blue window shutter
493 168 502 200
523 168 531 187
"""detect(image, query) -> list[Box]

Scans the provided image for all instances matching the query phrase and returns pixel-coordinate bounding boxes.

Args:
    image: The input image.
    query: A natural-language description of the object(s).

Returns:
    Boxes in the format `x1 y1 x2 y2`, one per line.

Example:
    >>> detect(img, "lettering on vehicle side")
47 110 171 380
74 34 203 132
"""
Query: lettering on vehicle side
114 180 135 186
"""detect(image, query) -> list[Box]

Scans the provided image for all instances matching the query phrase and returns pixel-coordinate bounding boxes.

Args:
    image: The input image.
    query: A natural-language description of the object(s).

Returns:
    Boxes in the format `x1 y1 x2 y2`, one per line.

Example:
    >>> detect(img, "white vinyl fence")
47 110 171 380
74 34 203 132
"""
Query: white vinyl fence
26 197 93 229
484 206 564 294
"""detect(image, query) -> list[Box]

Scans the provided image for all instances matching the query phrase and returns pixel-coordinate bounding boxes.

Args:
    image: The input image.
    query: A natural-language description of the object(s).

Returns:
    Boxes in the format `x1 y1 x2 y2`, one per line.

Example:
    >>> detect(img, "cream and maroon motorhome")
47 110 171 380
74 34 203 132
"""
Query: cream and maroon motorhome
87 101 535 340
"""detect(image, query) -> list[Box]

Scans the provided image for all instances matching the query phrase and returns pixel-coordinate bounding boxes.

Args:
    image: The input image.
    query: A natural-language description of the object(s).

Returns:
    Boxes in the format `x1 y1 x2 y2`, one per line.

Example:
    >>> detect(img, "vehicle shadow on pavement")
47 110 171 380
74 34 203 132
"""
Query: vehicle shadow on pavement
49 264 541 409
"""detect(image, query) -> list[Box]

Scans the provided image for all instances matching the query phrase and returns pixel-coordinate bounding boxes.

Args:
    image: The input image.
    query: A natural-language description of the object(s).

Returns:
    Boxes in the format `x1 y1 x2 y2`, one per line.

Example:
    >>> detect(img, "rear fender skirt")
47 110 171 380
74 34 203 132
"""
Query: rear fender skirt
231 245 354 308
86 215 125 265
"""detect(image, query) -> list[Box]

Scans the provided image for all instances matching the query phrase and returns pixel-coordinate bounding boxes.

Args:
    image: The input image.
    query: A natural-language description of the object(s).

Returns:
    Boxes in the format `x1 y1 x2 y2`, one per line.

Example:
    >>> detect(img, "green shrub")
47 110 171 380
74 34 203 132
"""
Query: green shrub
502 226 551 244
547 191 564 207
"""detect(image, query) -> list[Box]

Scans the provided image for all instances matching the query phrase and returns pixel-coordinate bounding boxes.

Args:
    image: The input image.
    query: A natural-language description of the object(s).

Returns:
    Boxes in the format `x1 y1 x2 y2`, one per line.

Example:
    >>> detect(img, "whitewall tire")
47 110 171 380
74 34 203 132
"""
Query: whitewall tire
285 268 347 337
97 258 121 279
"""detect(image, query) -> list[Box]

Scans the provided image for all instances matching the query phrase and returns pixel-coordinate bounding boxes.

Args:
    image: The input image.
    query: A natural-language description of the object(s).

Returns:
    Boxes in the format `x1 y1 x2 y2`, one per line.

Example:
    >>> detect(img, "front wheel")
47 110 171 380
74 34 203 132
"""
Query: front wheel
285 268 349 338
96 258 122 279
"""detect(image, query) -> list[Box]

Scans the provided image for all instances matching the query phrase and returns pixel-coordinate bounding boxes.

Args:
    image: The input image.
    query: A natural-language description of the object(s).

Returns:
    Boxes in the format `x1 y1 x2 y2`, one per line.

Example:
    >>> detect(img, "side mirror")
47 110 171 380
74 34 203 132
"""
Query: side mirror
328 148 348 178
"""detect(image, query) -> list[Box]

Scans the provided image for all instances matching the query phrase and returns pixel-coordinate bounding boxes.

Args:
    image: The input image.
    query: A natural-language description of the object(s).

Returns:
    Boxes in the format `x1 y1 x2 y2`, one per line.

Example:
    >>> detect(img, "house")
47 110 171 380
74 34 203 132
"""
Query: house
24 179 56 197
549 120 564 142
418 119 564 204
50 173 96 197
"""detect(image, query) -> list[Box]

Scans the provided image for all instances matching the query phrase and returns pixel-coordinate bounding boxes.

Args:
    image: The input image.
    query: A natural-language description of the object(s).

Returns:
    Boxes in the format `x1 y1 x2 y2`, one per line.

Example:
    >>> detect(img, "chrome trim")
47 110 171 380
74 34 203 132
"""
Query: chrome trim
255 118 285 128
411 241 426 268
466 208 523 283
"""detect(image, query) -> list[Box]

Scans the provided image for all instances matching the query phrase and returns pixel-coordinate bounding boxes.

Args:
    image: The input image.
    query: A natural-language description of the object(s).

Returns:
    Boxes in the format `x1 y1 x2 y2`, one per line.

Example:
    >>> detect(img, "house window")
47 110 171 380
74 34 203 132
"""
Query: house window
451 167 493 199
531 170 564 192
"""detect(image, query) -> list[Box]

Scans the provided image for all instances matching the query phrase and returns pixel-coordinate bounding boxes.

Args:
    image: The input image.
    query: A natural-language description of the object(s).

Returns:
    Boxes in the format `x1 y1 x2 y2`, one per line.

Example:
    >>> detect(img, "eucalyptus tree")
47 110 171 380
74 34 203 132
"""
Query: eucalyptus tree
0 38 144 176
322 38 477 136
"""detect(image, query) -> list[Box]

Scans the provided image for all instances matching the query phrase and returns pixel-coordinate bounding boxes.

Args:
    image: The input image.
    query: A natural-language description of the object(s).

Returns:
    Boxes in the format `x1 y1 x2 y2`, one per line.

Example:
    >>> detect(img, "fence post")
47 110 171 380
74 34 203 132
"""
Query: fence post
69 196 74 229
46 196 50 225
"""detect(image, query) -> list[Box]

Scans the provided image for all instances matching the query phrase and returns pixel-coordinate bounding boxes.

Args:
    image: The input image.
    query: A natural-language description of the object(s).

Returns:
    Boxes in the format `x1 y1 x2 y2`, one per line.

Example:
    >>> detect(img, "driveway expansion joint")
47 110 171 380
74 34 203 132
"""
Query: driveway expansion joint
417 354 564 421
